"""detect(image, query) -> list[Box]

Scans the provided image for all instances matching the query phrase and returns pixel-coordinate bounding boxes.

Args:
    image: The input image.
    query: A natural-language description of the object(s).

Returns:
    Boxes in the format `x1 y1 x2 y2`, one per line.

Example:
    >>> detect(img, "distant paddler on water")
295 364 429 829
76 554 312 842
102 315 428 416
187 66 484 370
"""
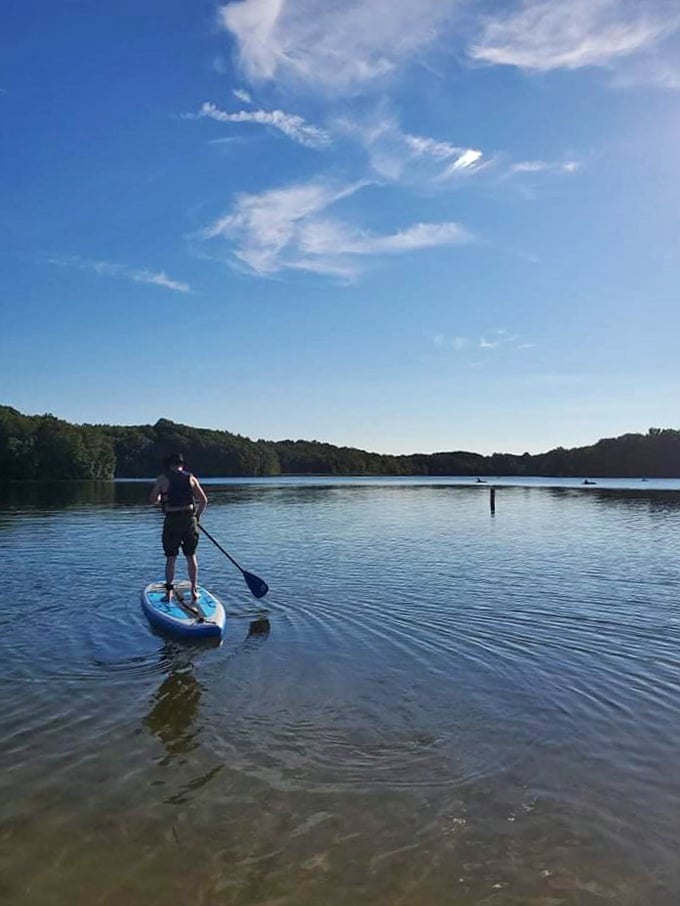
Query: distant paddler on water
149 453 208 607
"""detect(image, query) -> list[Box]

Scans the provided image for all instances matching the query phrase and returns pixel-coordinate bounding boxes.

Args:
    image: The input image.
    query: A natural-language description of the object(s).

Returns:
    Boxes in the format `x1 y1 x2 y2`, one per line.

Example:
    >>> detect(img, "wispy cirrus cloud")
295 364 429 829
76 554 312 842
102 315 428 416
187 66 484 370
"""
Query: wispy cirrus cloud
47 256 191 293
188 101 329 148
218 0 464 93
218 0 680 93
441 149 484 175
198 1 674 290
434 334 469 352
470 0 680 72
480 329 519 349
610 53 680 88
435 329 533 352
344 112 584 191
510 159 581 175
338 114 485 185
404 133 484 181
200 179 473 278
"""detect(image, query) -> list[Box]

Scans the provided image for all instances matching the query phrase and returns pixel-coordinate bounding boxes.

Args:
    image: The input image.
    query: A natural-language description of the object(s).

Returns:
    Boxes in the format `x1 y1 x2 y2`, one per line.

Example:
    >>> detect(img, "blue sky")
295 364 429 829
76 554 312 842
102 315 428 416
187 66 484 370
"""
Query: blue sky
2 0 679 455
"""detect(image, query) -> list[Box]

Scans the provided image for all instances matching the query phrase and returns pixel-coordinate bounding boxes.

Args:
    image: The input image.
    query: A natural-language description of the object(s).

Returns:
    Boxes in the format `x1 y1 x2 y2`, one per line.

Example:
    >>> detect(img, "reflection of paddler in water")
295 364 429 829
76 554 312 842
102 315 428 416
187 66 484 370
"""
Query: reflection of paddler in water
145 618 271 759
145 654 202 759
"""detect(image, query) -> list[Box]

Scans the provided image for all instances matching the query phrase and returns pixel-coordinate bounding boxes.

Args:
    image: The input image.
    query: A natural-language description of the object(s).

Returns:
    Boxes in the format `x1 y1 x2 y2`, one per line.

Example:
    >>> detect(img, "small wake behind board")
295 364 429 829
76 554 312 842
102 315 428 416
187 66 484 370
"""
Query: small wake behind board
141 581 226 639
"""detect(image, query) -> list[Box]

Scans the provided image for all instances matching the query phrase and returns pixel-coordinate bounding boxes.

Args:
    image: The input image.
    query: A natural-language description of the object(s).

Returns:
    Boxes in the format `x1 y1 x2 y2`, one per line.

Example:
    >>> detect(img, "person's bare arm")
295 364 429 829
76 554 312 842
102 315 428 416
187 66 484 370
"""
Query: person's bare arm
191 476 208 519
149 475 168 505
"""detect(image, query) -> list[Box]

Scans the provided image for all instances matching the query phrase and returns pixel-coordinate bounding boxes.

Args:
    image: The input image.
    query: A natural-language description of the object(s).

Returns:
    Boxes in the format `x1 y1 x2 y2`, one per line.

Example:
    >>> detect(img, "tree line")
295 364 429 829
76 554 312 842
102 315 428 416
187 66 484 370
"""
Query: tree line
1 405 679 480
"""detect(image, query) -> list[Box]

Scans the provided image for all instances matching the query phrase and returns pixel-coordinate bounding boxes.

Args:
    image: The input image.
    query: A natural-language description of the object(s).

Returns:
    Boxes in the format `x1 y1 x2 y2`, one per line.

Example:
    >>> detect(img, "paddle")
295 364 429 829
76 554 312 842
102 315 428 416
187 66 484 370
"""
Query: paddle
175 588 207 623
198 524 269 598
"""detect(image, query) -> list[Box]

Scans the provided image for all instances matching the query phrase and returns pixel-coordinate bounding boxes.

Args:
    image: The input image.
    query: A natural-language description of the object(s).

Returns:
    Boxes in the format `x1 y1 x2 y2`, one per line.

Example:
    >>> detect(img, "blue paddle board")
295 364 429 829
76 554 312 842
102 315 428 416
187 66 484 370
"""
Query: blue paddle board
141 581 226 639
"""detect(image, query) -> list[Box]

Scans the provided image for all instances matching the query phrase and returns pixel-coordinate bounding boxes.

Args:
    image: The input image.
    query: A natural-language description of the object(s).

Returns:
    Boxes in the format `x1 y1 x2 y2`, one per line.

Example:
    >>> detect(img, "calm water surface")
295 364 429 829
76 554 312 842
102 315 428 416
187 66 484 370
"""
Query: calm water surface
2 477 680 905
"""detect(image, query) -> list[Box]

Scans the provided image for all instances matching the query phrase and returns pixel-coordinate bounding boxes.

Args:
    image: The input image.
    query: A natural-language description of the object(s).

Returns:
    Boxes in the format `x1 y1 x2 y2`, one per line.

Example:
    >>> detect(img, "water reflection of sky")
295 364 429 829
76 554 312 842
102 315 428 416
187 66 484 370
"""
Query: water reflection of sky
2 481 680 904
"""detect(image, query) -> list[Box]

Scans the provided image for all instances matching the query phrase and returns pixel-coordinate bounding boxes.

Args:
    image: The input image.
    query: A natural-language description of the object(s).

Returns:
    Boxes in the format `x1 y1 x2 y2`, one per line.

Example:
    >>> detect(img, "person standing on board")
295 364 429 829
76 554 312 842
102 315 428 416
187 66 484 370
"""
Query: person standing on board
149 453 208 605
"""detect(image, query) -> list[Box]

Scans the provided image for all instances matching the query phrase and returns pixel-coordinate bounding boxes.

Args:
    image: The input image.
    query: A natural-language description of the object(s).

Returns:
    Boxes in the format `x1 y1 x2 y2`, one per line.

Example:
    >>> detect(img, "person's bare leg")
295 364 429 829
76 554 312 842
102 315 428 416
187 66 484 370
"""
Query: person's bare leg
164 556 177 601
186 554 198 601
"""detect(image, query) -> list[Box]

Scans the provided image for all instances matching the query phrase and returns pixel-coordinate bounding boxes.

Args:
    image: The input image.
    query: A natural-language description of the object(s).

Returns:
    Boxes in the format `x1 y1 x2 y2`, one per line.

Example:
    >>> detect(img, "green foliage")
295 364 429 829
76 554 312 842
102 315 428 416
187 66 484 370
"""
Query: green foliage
0 406 115 480
1 405 679 479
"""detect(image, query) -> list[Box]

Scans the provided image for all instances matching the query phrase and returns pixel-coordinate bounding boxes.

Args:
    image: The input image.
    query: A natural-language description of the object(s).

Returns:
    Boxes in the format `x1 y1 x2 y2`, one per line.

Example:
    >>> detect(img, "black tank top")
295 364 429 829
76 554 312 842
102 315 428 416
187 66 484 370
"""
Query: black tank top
165 470 194 508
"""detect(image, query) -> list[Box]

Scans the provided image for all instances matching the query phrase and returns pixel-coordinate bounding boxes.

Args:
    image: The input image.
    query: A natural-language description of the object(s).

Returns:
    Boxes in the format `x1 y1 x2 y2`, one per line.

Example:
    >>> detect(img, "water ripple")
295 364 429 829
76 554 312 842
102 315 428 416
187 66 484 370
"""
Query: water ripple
4 481 680 904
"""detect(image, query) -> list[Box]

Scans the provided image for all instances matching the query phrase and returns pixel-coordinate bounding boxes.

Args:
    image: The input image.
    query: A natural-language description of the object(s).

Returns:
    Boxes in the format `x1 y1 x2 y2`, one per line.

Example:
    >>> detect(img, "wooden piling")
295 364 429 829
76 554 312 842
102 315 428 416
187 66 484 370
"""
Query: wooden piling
490 487 496 514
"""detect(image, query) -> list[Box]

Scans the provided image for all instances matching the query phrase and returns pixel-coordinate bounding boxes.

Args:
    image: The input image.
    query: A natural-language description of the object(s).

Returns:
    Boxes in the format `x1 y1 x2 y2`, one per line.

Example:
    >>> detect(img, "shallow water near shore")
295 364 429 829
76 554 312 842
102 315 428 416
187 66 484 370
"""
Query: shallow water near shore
2 476 680 905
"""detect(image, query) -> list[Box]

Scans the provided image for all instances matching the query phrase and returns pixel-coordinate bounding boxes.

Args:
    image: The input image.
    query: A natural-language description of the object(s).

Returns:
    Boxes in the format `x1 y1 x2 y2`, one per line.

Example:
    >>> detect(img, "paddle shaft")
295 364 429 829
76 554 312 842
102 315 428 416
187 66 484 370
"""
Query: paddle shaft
197 523 269 598
198 524 245 573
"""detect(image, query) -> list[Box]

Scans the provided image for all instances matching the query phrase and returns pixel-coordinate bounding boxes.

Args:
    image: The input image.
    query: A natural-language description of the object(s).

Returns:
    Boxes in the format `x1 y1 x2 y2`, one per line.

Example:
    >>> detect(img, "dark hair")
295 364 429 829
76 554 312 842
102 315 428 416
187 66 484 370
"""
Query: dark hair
164 452 185 469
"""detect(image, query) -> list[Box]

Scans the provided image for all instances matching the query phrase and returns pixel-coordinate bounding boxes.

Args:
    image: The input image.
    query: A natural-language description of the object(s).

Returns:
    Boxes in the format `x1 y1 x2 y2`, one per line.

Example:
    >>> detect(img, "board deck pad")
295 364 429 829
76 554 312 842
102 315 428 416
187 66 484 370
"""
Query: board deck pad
145 581 219 619
141 581 226 638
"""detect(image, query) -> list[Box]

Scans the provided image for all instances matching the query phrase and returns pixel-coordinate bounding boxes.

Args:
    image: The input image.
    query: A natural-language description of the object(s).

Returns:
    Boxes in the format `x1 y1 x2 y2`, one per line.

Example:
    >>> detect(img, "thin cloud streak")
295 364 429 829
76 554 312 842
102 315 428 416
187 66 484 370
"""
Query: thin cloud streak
189 101 330 147
434 330 532 353
448 149 484 170
339 114 485 185
47 256 191 293
298 220 473 256
200 179 473 277
470 0 680 72
440 148 486 179
510 160 581 175
480 329 520 349
404 134 475 162
233 88 253 103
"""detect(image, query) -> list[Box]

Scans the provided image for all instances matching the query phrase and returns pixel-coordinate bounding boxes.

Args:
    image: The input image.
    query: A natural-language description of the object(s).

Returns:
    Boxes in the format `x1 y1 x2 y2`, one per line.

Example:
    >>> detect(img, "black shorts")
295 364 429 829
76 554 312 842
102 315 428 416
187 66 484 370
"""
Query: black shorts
162 511 199 557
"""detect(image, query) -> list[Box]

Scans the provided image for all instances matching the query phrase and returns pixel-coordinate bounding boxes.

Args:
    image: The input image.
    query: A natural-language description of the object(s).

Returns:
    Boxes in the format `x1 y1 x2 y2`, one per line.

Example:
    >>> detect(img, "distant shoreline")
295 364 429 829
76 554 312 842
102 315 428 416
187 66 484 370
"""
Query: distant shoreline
4 474 680 484
2 404 680 482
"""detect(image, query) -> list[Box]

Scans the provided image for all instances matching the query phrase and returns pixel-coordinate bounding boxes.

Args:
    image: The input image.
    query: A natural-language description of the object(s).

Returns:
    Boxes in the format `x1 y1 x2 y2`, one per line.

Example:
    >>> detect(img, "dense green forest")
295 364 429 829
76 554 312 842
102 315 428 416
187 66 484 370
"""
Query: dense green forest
1 404 679 480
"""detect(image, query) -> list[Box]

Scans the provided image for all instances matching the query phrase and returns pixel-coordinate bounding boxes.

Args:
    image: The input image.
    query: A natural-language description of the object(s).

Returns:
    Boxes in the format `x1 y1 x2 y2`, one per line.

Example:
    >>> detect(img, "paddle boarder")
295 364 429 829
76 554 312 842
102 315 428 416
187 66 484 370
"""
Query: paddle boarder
149 453 208 605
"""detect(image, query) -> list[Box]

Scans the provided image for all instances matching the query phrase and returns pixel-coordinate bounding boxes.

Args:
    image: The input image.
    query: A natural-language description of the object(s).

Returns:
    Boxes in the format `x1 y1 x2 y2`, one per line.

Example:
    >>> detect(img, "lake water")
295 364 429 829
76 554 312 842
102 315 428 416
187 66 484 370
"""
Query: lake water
2 476 680 905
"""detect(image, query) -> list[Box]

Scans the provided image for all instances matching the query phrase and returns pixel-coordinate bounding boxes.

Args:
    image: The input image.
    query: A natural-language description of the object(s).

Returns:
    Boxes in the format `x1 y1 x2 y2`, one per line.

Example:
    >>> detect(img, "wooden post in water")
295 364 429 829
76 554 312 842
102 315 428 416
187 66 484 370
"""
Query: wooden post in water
490 486 496 515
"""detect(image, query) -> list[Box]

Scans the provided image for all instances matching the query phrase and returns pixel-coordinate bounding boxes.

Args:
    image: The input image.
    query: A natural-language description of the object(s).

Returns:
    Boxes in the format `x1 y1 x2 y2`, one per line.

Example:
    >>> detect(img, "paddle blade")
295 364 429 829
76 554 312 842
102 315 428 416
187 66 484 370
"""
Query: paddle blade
244 570 268 598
